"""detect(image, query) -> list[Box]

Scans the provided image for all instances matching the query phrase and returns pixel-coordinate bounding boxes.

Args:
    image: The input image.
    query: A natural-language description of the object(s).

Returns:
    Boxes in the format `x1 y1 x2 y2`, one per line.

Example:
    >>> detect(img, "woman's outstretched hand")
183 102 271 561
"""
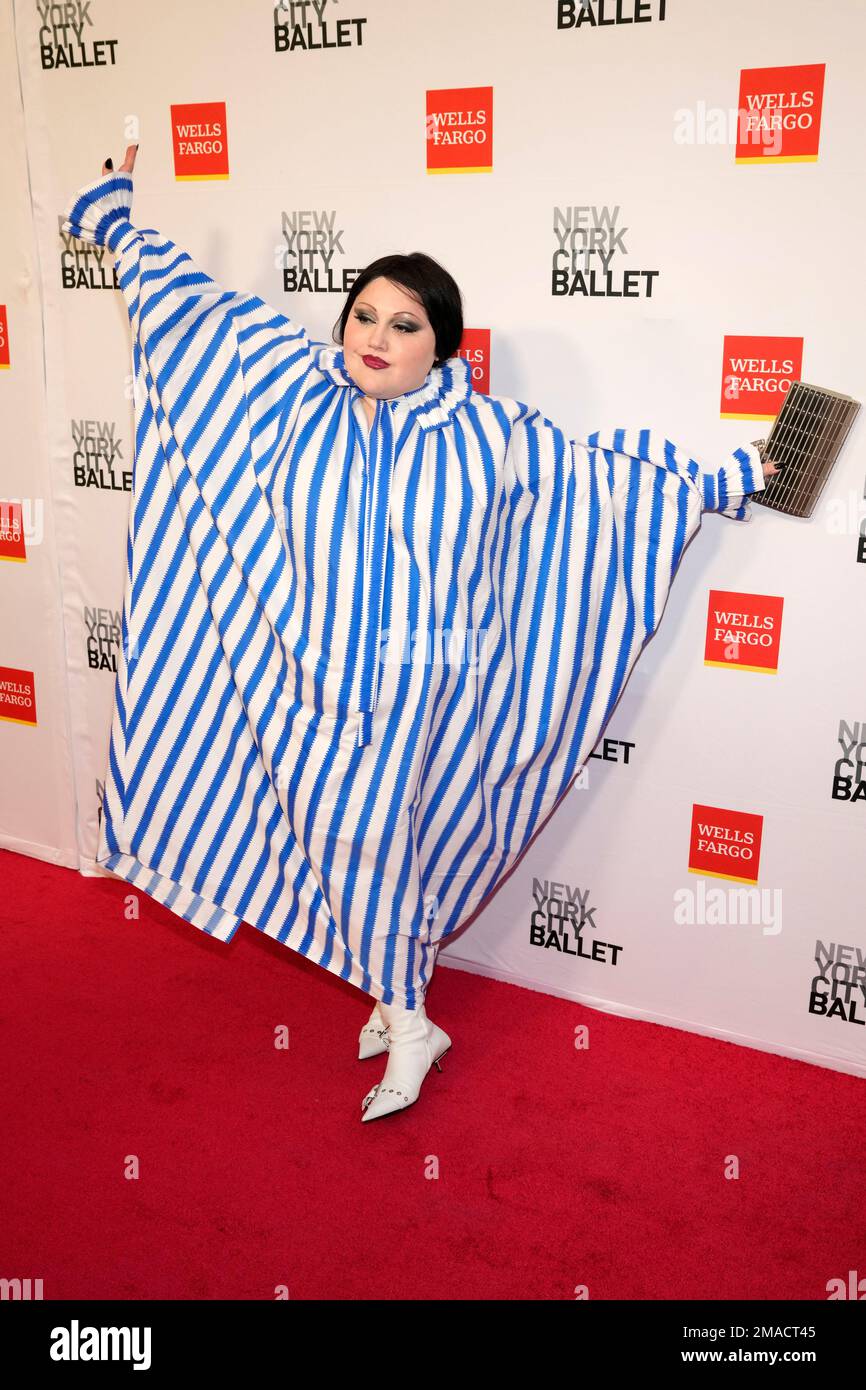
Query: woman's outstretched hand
752 439 781 479
102 143 138 178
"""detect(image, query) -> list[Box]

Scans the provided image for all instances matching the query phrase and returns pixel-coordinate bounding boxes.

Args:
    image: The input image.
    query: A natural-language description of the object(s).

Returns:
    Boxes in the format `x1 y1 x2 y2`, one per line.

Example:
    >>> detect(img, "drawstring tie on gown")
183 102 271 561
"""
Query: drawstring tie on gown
354 392 396 747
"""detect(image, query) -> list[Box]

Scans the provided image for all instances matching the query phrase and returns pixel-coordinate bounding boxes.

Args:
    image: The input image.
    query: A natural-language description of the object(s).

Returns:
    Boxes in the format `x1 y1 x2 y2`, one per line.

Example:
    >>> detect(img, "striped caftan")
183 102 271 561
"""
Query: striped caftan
61 171 766 1008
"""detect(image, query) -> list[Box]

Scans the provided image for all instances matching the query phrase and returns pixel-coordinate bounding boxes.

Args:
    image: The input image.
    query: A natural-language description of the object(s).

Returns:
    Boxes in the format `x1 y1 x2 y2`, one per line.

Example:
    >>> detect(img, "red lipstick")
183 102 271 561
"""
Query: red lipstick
362 355 388 370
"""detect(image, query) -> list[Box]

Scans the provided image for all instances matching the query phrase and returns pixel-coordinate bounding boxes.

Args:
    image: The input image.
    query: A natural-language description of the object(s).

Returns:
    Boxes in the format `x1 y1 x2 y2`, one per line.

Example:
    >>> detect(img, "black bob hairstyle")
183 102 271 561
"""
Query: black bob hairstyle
332 252 464 370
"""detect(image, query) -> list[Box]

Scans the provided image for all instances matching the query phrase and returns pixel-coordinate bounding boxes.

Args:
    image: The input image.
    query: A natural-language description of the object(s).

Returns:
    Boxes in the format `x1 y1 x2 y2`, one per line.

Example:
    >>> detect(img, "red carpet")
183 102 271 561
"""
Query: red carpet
1 845 862 1301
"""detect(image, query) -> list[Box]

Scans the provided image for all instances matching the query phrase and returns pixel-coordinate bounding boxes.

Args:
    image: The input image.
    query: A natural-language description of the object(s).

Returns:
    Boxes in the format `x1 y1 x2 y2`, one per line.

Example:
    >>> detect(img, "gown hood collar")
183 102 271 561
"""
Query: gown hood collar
316 346 472 431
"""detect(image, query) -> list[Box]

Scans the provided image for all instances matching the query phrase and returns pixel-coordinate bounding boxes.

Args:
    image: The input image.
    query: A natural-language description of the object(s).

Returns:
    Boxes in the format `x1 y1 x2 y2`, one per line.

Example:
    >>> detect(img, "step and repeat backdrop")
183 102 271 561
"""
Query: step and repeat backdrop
2 0 864 1076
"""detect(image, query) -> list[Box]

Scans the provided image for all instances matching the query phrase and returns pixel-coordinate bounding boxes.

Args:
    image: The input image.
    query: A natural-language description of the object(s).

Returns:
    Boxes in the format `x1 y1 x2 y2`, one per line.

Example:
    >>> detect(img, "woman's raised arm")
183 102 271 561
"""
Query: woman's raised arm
61 143 321 478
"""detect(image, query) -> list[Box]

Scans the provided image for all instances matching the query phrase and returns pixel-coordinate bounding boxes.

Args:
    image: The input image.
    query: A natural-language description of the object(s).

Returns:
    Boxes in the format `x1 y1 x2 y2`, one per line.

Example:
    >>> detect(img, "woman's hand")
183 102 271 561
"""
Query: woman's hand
102 143 138 177
752 438 781 479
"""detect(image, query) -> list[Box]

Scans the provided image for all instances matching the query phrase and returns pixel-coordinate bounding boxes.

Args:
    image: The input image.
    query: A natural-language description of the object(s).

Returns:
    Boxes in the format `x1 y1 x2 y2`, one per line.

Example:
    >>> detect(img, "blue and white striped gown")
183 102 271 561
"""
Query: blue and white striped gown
62 172 766 1009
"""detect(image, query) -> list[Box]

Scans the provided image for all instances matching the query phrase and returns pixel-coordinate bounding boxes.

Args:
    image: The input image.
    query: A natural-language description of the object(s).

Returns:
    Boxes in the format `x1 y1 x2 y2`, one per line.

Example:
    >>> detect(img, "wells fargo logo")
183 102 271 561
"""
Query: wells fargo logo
171 102 229 180
704 590 784 675
426 86 493 174
720 335 803 421
0 304 9 368
688 804 763 886
0 502 26 562
735 63 825 163
459 329 490 394
0 666 37 727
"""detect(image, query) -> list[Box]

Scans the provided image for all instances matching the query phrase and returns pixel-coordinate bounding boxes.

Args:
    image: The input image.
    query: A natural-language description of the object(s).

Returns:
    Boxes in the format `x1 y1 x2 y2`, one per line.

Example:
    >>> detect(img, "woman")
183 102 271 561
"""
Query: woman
62 144 778 1123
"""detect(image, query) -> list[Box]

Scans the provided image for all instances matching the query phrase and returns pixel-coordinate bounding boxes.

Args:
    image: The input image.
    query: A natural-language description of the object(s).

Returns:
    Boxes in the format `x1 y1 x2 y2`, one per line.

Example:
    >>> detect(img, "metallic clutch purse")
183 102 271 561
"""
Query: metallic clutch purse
749 381 861 519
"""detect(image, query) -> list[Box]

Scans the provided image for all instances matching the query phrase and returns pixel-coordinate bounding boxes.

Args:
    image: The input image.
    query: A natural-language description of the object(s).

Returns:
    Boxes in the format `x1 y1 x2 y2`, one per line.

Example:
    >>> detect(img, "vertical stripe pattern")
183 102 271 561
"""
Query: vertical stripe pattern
62 172 766 1007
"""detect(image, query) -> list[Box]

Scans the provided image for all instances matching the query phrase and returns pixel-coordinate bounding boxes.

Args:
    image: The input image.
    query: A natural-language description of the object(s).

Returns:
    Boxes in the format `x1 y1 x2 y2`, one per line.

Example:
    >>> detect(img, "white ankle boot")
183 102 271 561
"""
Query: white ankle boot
358 1000 391 1060
360 1000 451 1122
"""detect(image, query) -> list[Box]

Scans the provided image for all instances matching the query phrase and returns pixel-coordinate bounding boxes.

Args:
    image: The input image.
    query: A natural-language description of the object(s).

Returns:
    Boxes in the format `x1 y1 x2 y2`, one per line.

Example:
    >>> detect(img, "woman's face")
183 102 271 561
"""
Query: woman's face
342 276 438 400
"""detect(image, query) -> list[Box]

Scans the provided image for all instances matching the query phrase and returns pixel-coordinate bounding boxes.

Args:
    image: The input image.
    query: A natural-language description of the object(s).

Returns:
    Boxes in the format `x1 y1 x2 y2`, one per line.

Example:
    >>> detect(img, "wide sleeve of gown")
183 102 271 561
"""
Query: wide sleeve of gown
61 170 318 479
60 170 320 913
479 411 766 848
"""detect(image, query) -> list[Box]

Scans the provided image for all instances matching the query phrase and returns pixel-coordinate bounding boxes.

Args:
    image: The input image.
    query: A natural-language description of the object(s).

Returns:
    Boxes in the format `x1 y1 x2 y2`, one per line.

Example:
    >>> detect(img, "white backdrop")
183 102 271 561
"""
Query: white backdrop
3 0 865 1077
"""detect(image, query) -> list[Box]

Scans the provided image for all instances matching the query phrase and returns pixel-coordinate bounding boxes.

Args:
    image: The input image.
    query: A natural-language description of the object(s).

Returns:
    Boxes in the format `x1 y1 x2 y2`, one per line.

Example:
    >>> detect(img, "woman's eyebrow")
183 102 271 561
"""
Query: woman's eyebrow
354 300 424 322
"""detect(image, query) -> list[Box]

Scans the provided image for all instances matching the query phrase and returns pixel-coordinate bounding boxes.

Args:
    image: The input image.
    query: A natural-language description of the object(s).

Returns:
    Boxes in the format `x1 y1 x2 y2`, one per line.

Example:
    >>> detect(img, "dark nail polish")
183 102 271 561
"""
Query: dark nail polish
105 157 113 170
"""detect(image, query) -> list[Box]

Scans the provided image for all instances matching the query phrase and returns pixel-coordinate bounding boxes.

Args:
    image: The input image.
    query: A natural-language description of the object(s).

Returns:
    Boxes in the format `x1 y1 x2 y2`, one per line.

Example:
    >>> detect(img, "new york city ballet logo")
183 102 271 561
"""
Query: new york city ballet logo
688 804 763 886
71 417 129 493
588 734 635 770
37 0 118 69
704 591 784 675
831 720 866 805
426 87 493 175
528 878 624 967
552 204 659 299
0 666 37 727
84 605 123 674
556 0 668 32
810 940 866 1028
59 219 119 291
273 0 368 53
735 64 825 164
720 336 803 419
275 208 363 294
171 102 229 180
